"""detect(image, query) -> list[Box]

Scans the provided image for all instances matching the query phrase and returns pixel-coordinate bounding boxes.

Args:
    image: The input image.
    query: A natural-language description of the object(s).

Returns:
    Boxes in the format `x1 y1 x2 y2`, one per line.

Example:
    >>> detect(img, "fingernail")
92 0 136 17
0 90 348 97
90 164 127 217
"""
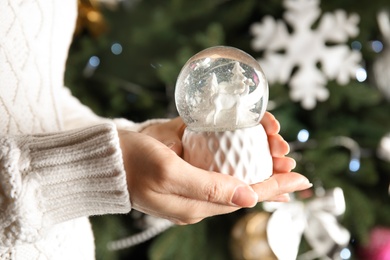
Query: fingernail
166 142 175 148
285 141 290 155
300 181 313 190
289 158 296 170
231 186 258 207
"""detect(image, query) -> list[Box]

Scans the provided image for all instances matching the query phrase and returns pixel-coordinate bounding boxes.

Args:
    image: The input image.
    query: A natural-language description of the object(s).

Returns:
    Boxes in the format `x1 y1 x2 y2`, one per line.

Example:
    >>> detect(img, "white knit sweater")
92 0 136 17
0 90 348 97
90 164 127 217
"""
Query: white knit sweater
0 0 158 259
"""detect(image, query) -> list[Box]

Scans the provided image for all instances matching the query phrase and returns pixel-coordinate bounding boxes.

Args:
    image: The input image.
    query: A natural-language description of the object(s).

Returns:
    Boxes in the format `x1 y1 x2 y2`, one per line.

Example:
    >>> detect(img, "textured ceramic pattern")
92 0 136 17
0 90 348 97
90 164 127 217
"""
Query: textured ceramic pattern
182 124 273 184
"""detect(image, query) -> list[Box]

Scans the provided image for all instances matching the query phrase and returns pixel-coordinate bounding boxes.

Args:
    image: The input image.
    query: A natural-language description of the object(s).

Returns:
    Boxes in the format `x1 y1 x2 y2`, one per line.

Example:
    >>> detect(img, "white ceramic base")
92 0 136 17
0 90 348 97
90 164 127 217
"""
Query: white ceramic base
182 124 273 184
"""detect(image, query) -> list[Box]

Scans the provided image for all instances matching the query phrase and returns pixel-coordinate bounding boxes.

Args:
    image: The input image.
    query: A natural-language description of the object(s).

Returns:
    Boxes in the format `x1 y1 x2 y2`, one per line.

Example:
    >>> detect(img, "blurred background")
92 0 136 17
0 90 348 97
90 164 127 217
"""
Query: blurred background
65 0 390 259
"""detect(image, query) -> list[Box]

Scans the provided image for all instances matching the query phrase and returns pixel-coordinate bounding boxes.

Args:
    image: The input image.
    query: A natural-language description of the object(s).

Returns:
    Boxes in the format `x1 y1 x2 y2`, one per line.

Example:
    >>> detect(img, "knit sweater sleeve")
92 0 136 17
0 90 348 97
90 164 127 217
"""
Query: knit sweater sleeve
0 87 171 247
0 123 130 247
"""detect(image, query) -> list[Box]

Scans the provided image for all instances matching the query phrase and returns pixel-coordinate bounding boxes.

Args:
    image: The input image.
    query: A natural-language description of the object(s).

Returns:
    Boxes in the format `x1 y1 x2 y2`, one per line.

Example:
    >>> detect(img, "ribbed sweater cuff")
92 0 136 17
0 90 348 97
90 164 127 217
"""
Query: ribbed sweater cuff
21 123 131 224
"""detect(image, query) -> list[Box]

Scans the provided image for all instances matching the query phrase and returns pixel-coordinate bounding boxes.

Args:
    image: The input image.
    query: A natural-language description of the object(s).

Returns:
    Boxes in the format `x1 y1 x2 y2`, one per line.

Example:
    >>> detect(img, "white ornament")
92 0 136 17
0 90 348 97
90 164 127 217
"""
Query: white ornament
250 0 362 109
373 10 390 100
378 132 390 162
175 46 272 184
264 187 350 260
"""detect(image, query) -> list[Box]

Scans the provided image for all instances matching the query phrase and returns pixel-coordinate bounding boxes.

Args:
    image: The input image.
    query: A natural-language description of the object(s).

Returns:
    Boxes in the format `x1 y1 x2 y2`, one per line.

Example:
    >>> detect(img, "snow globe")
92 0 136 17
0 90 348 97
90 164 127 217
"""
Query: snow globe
175 46 272 184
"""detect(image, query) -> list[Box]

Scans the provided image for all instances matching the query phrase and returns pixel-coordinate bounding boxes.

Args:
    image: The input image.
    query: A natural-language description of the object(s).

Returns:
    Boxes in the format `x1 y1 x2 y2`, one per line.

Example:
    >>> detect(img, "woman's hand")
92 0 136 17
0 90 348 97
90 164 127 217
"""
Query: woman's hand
118 113 311 224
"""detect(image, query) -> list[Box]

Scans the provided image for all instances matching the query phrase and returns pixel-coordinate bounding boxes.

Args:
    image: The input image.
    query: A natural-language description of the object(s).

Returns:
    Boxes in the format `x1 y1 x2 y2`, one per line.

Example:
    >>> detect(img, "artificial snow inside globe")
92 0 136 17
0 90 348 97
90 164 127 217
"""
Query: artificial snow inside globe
175 46 272 184
175 46 268 132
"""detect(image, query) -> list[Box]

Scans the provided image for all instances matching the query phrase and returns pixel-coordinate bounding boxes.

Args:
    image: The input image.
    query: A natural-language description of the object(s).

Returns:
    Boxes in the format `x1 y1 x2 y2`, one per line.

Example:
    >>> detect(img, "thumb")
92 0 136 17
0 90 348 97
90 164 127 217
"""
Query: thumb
173 162 258 208
230 185 259 207
164 139 183 156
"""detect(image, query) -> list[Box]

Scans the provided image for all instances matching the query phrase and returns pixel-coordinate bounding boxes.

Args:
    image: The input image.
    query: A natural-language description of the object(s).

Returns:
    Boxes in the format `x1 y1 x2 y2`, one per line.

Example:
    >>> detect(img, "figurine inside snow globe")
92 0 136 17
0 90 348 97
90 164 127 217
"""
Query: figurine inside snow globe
175 46 272 184
175 46 269 132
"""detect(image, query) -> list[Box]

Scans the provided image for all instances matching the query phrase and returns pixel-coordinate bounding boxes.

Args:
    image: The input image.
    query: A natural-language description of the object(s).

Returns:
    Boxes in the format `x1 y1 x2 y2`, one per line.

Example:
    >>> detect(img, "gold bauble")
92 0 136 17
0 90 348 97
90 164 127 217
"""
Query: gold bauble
230 212 277 260
75 0 107 37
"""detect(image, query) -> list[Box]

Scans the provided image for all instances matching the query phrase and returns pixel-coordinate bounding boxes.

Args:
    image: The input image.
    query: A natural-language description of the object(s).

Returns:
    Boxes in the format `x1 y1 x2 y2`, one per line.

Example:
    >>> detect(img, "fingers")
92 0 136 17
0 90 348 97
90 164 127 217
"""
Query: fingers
261 112 280 135
165 140 183 156
147 170 311 225
131 160 250 224
261 113 290 162
269 193 291 202
273 157 296 173
251 172 312 202
141 117 186 156
268 134 290 156
163 117 186 138
143 190 241 225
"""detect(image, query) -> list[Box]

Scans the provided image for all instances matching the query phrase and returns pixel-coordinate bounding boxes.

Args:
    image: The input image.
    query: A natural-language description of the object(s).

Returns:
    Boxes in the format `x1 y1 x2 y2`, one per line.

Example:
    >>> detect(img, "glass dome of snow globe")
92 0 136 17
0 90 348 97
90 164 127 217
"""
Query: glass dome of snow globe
175 46 269 132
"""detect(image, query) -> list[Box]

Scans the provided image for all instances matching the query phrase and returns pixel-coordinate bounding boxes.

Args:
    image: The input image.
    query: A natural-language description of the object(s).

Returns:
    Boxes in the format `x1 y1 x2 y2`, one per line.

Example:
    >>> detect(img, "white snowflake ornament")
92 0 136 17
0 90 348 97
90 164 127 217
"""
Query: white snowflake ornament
373 10 390 101
250 0 362 109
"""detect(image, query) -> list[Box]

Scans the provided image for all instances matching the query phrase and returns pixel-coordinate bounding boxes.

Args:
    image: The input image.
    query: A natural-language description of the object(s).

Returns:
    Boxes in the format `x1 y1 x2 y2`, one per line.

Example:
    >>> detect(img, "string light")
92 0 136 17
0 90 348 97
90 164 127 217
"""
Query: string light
355 67 367 82
340 247 352 259
297 129 310 143
88 56 100 67
351 41 362 50
331 136 361 173
290 136 362 174
83 55 100 77
111 43 123 55
349 158 360 172
371 40 383 53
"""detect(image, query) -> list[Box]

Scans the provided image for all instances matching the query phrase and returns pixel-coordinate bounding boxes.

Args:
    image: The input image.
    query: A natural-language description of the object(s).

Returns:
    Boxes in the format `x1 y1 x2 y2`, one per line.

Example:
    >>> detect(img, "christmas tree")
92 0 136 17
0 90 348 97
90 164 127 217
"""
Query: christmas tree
66 0 390 259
